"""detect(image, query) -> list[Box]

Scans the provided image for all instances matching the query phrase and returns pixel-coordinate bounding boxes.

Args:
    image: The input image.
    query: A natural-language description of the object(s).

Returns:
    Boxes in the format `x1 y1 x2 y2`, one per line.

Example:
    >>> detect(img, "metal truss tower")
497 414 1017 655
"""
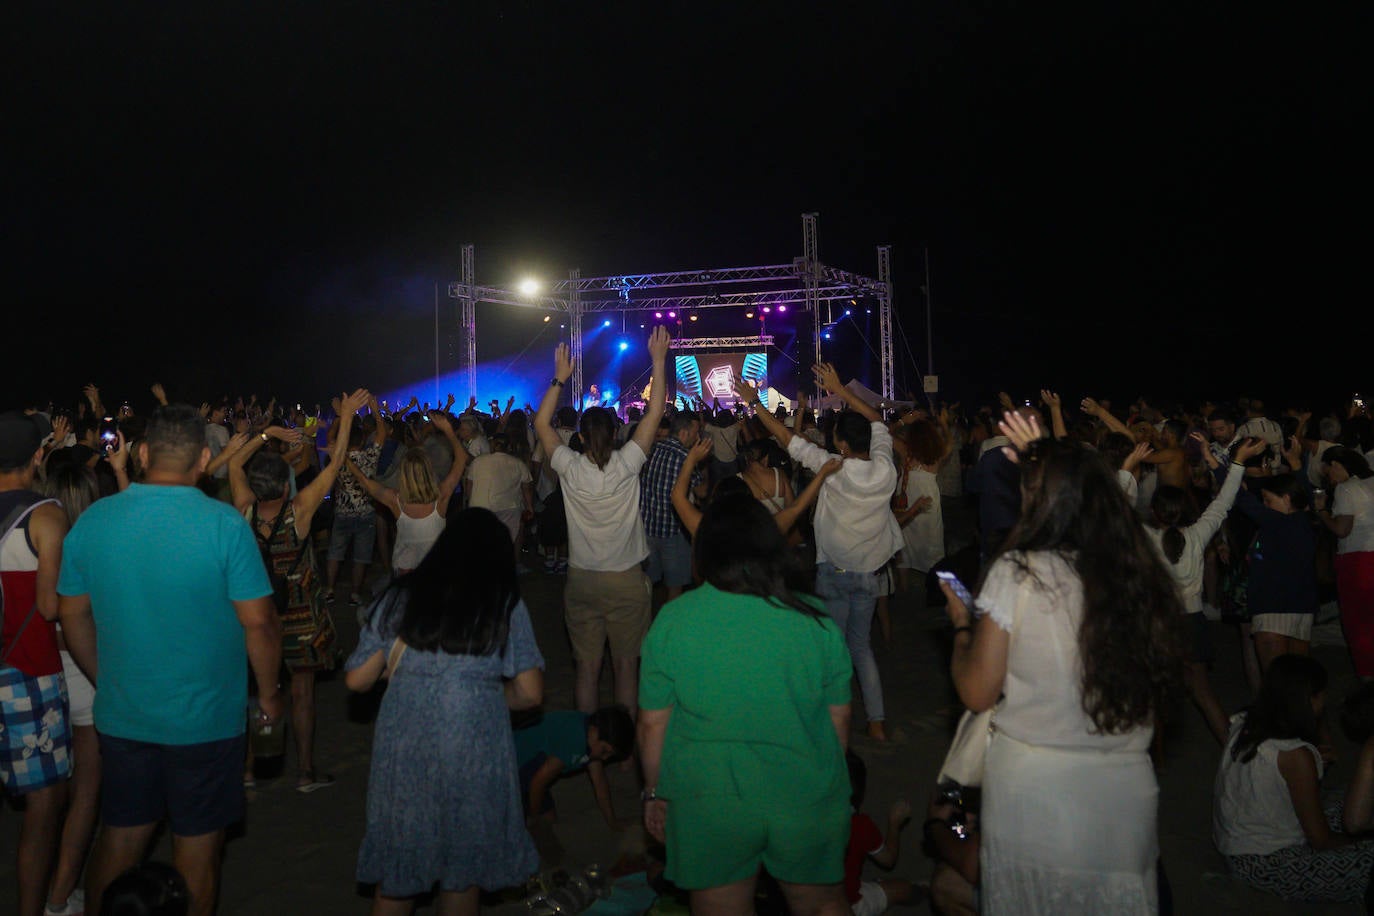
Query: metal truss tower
448 215 896 406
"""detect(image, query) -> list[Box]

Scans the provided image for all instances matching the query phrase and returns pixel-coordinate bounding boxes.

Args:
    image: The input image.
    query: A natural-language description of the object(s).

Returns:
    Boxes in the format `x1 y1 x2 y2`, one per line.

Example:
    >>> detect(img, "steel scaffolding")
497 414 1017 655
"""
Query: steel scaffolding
448 214 895 408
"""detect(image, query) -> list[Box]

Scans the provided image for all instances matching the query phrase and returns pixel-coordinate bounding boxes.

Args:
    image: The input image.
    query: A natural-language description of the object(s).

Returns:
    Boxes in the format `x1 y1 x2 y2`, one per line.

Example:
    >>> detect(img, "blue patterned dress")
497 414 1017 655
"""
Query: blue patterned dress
345 594 544 896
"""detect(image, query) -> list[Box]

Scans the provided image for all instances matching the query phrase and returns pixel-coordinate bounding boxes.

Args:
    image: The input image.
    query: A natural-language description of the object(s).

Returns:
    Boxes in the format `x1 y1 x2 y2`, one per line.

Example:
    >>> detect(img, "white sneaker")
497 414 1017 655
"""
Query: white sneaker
46 889 85 916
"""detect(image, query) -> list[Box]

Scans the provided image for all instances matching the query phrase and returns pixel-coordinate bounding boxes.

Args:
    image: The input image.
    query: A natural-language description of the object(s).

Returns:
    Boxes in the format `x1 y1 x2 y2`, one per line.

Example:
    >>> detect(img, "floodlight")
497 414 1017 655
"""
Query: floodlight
542 315 551 323
619 341 629 351
519 279 541 297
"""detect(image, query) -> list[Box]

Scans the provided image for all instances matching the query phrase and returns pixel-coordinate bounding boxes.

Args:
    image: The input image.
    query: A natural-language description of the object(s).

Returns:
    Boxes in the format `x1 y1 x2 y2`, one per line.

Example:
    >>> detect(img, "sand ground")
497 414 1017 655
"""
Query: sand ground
2 498 1365 915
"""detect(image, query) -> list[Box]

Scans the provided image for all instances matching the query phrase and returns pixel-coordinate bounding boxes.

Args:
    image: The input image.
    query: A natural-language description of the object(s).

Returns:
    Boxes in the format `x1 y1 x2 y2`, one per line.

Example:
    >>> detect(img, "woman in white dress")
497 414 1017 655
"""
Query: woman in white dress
939 413 1184 914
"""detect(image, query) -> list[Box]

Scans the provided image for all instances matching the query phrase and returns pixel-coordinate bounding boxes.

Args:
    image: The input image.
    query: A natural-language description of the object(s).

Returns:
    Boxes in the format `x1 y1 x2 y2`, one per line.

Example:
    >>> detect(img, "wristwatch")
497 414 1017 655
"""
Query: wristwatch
550 378 565 387
640 787 658 802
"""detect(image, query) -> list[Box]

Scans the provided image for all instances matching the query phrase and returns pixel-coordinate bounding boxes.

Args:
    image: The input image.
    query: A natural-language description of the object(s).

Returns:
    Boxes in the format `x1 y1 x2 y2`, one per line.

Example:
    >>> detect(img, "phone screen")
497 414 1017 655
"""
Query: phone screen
936 570 976 609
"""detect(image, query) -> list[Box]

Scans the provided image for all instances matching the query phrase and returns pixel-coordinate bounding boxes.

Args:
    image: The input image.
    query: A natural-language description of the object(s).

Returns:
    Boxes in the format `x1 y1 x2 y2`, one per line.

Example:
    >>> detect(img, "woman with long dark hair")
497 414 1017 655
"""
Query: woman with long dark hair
1213 654 1374 903
638 494 854 916
344 508 544 916
942 413 1184 913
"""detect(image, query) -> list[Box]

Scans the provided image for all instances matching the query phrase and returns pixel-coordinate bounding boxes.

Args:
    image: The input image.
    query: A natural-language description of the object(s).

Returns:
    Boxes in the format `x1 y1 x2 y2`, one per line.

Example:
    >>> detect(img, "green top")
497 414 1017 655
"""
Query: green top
639 582 853 805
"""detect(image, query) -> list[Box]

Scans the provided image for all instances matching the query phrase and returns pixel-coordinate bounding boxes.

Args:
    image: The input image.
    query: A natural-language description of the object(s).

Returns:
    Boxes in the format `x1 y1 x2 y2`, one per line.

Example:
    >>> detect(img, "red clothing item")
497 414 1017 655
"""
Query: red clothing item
844 812 884 904
0 495 61 677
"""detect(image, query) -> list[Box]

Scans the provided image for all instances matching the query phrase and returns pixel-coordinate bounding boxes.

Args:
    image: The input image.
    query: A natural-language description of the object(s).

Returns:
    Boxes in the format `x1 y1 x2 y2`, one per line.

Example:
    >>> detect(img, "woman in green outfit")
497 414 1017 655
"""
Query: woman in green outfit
638 493 854 916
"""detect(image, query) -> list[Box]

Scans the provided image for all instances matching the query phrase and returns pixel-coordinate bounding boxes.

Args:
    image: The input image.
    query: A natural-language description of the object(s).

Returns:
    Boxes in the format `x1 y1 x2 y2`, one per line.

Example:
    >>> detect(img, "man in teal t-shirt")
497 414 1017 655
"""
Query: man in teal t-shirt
57 404 283 915
515 706 635 831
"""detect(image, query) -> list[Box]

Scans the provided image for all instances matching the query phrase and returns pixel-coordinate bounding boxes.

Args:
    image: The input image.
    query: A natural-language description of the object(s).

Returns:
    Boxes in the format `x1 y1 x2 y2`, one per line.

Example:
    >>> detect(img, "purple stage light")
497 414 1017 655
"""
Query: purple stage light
654 311 663 319
777 305 787 312
668 310 676 318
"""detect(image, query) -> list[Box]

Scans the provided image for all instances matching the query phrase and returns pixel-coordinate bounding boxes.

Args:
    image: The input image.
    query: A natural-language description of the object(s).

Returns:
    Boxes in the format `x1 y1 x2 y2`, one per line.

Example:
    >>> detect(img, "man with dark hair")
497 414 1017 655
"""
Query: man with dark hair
514 704 636 831
56 403 283 916
0 410 72 916
639 411 707 604
735 364 903 741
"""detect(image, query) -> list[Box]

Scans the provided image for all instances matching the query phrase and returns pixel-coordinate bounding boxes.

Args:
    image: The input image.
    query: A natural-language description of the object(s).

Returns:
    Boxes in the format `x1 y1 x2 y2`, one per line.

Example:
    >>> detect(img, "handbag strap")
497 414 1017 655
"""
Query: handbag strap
384 637 407 679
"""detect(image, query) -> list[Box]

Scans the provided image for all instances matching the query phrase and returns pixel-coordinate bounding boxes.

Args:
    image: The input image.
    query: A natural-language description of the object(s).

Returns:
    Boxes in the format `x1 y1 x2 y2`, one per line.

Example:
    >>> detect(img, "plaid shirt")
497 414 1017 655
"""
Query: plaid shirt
639 437 701 539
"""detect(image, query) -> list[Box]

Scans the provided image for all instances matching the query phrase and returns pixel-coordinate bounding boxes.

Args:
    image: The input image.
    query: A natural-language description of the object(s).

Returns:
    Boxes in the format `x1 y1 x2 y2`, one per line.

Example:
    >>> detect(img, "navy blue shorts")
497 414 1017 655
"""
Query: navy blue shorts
98 732 246 836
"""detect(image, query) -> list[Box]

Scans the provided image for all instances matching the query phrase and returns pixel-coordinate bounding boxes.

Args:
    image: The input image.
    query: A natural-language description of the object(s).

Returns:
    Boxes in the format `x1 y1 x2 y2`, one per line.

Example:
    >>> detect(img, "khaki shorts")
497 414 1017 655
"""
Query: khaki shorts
564 566 651 663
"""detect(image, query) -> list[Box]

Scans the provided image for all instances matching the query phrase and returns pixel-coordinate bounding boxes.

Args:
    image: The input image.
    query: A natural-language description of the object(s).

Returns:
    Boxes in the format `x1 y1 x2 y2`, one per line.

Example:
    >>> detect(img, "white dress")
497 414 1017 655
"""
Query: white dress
895 464 943 573
977 551 1159 914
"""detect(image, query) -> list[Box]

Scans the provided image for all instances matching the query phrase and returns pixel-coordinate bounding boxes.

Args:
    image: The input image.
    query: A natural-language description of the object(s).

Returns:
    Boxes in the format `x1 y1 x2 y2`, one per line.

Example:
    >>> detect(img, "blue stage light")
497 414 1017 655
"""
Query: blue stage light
618 340 629 351
603 319 611 327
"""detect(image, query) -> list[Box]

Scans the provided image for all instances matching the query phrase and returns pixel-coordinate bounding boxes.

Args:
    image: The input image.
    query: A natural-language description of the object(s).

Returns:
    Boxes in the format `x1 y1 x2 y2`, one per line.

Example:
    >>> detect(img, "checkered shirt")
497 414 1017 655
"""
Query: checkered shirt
639 438 701 539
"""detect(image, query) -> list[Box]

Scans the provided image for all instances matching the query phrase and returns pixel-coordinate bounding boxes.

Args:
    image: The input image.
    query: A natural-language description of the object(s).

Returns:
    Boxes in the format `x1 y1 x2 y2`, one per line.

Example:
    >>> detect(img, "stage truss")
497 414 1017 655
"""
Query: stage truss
448 213 894 408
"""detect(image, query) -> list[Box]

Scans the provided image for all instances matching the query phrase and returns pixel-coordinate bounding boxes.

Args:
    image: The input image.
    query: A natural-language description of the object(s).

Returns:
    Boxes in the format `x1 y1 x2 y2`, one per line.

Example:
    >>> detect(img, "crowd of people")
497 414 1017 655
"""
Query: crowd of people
2 352 1374 915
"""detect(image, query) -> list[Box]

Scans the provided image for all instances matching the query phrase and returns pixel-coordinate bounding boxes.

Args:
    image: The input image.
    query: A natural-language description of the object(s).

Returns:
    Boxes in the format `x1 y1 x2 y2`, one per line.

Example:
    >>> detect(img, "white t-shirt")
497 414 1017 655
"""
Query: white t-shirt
551 442 649 571
1213 713 1321 856
704 422 741 462
1333 475 1374 554
464 452 530 512
205 423 231 479
787 421 902 573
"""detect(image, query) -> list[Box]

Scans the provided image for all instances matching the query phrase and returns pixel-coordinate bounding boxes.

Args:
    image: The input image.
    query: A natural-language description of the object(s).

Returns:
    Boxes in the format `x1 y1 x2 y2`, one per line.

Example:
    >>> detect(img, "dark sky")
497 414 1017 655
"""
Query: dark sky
7 4 1367 414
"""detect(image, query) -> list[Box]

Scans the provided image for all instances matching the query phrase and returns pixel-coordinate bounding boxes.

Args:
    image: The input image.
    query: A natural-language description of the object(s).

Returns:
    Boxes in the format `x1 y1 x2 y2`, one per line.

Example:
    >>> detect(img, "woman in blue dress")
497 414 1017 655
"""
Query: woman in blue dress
346 507 545 916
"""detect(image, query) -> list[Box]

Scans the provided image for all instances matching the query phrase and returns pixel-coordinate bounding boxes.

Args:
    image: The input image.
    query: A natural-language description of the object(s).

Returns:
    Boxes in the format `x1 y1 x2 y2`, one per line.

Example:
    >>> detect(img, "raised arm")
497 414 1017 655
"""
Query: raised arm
429 412 471 507
1080 397 1131 438
815 362 879 423
671 439 713 539
534 343 574 460
630 326 672 457
733 379 792 448
774 458 842 534
297 389 368 525
1041 390 1068 439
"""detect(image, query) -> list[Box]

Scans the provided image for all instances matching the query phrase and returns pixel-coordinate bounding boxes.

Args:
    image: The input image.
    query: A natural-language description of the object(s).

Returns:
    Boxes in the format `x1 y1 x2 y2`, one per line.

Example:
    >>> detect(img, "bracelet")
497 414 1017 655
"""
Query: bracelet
641 787 658 802
259 432 269 442
952 625 974 638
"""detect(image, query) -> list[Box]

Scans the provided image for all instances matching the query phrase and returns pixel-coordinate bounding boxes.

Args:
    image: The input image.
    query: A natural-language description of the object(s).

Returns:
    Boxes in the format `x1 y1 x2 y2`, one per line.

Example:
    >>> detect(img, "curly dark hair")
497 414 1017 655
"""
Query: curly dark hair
997 438 1185 734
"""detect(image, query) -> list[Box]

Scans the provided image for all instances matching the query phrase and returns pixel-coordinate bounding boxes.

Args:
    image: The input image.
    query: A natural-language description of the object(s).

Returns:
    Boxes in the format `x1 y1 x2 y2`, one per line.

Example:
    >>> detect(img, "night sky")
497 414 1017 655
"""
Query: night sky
7 5 1366 415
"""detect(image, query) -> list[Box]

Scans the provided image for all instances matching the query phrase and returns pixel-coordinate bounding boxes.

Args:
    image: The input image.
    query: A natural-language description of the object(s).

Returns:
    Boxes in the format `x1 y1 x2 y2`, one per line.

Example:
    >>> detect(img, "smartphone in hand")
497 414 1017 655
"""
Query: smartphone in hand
936 570 977 613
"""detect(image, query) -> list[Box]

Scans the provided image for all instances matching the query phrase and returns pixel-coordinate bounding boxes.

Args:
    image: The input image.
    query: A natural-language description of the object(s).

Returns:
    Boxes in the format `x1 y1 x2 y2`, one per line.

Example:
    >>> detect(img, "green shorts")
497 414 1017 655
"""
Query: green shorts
663 792 848 890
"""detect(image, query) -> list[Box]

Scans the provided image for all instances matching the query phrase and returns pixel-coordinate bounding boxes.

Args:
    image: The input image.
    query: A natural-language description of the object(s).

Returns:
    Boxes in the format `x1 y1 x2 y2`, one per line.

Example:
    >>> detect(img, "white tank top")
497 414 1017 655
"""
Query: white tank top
393 502 445 571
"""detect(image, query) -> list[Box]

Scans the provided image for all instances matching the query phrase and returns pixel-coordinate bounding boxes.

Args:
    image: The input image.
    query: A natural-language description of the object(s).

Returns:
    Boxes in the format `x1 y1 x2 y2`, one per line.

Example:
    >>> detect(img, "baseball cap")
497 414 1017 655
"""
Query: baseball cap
0 411 52 469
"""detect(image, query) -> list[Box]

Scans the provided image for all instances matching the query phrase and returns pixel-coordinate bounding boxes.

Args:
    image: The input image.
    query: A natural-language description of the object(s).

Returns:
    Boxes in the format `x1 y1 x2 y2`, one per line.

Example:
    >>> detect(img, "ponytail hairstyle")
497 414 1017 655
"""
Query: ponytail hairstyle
1149 486 1195 565
578 407 617 470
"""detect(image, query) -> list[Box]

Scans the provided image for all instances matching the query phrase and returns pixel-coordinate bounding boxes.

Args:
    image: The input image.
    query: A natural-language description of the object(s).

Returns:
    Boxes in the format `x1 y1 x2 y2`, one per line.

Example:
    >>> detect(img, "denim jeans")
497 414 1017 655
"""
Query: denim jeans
815 562 884 722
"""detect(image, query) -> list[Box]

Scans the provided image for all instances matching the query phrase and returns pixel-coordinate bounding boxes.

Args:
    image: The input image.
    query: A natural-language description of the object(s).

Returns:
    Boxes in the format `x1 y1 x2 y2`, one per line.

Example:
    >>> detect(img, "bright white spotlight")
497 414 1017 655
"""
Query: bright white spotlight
618 340 629 351
777 305 787 313
603 319 611 327
518 278 541 297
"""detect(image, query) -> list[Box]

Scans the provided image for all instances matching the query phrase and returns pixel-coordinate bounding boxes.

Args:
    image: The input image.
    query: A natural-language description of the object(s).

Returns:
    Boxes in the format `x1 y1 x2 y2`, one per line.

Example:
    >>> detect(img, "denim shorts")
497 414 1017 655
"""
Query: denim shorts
99 732 246 835
645 532 694 588
328 511 377 563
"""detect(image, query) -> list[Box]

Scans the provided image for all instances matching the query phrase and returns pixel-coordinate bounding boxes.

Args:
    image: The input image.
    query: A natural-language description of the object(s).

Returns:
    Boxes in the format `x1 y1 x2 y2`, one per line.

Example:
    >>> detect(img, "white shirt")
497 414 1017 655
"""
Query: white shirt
1213 713 1320 856
787 421 902 573
1115 468 1139 506
551 442 649 572
1144 464 1245 613
704 421 741 462
464 452 530 512
1333 475 1374 554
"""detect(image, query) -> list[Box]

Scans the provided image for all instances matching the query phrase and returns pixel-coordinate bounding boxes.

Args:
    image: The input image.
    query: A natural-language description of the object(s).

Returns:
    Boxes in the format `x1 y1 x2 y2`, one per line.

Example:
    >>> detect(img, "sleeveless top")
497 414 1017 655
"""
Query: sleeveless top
393 501 445 572
248 502 318 617
738 468 786 515
0 490 61 676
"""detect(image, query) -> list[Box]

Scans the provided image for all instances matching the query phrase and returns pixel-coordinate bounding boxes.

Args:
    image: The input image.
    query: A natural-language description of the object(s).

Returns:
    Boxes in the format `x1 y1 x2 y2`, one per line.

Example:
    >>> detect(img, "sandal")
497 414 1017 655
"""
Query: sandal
296 770 336 794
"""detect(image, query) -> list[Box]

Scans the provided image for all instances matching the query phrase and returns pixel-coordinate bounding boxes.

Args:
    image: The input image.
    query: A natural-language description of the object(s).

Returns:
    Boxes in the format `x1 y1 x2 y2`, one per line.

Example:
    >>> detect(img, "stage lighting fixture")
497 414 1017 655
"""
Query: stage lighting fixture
777 305 787 313
668 311 676 318
689 313 698 322
542 315 551 323
519 279 541 297
762 306 771 314
744 309 754 319
823 331 832 339
619 340 629 351
603 319 611 327
654 311 663 319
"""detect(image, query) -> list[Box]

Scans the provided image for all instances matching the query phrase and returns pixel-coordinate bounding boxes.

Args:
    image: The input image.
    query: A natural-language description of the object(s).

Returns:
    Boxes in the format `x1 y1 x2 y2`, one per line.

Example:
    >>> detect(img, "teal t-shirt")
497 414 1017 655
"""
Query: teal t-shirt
57 483 273 744
639 582 852 805
514 710 591 773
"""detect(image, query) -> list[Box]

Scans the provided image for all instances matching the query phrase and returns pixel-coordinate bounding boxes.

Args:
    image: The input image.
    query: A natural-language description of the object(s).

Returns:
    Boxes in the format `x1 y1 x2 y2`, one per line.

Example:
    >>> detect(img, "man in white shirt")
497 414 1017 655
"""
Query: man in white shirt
735 365 902 741
534 328 670 717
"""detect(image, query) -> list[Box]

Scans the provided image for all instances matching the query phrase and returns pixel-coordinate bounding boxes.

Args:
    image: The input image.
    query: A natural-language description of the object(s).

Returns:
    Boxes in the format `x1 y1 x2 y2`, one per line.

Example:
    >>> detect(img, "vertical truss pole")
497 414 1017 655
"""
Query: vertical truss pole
569 268 583 408
802 213 821 372
878 245 895 403
461 244 477 403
